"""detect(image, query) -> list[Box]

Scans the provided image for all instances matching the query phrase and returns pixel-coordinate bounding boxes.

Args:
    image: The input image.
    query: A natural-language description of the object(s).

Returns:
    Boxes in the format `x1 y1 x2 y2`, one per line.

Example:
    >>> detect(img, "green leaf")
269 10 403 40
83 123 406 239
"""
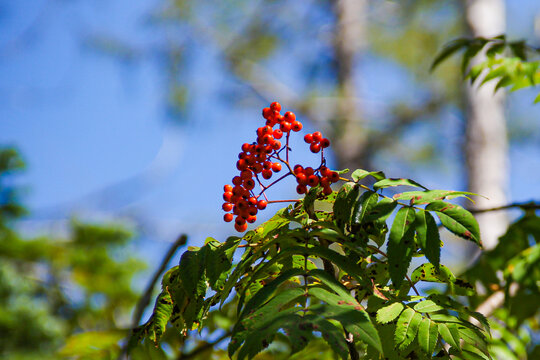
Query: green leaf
312 304 382 353
393 190 477 205
373 178 428 191
352 190 379 225
333 182 360 228
387 207 416 287
364 198 398 223
413 300 444 313
303 315 349 360
415 209 441 267
438 323 461 350
505 243 540 282
418 318 438 355
376 302 404 324
425 201 481 245
394 307 422 350
239 268 305 319
534 92 540 104
431 37 471 71
351 169 386 182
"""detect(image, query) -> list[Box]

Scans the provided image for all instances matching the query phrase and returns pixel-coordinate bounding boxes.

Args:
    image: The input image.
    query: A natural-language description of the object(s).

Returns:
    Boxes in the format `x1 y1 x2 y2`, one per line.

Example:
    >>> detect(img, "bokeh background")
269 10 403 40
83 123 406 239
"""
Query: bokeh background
1 0 540 358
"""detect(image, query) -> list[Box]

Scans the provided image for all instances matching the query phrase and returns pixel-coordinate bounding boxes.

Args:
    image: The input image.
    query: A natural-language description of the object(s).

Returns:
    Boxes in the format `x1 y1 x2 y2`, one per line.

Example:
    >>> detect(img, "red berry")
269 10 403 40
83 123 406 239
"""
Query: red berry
296 184 307 194
252 163 263 173
293 165 304 175
319 166 330 177
329 171 340 183
222 203 233 212
262 107 272 119
304 167 314 176
248 197 258 206
232 176 242 186
244 178 255 190
241 169 253 179
320 177 331 187
262 134 274 144
234 222 248 232
273 129 283 139
272 140 281 150
262 169 273 179
320 138 330 148
271 162 282 172
291 121 303 132
236 159 248 171
323 186 333 195
270 102 281 112
312 131 322 142
280 122 292 133
284 111 296 122
257 200 268 210
310 142 321 153
224 184 233 192
242 143 251 152
223 192 233 202
296 173 307 186
307 175 319 187
246 215 257 223
304 133 313 143
248 206 258 216
224 213 234 222
263 161 272 170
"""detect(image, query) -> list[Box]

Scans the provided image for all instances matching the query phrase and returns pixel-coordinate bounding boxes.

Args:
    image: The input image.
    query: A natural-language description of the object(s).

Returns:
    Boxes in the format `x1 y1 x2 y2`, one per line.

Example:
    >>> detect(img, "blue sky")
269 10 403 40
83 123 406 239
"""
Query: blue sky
1 0 540 275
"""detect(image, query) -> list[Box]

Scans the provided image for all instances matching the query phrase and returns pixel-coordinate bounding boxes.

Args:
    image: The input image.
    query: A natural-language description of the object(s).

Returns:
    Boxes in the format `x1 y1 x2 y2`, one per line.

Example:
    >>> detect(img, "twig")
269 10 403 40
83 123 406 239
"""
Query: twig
118 234 187 359
131 234 188 327
470 201 540 213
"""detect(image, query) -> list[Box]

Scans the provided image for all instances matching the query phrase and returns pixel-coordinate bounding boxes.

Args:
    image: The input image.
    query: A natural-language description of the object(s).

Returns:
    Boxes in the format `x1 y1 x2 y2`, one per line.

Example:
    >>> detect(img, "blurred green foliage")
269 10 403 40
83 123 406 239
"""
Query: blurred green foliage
0 147 145 359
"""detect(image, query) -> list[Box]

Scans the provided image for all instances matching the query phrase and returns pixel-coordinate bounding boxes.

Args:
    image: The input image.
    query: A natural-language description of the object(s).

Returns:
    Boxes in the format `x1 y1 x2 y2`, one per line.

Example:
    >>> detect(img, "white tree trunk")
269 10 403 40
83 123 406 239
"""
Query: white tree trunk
331 0 369 171
464 0 508 250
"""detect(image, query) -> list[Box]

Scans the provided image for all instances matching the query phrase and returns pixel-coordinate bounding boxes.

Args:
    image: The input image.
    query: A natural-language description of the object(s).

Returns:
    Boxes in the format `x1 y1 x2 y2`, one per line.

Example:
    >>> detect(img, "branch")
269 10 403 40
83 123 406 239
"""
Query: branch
472 282 519 325
117 234 187 359
469 201 540 214
131 234 188 328
177 331 231 360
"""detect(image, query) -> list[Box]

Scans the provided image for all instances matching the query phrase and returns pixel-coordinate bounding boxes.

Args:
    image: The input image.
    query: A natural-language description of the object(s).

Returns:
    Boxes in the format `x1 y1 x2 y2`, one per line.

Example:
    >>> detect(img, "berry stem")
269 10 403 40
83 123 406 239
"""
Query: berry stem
257 171 294 196
267 199 301 204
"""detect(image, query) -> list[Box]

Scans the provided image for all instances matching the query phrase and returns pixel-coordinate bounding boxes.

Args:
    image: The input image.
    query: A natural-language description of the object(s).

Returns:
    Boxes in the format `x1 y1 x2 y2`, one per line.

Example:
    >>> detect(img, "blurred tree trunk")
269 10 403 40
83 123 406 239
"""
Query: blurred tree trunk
331 0 369 171
464 0 508 250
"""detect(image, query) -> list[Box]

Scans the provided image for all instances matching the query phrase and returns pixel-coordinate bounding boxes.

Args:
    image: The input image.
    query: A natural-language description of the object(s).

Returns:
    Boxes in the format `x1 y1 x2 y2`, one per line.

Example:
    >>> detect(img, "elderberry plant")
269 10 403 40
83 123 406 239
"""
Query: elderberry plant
129 104 491 360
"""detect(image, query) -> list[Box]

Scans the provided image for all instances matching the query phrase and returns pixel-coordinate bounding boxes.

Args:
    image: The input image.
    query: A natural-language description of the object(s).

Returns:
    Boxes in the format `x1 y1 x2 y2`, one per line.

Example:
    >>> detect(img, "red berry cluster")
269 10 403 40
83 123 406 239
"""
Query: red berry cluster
222 101 339 232
293 165 339 195
222 102 304 232
304 131 330 153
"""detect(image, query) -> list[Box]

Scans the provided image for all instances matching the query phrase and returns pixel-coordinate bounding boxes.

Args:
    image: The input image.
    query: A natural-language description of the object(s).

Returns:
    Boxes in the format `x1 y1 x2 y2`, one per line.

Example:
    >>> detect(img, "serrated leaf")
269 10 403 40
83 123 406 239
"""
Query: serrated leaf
413 300 444 313
410 263 474 295
415 209 440 267
333 182 360 228
364 198 398 223
376 302 404 324
351 169 386 182
425 201 481 245
431 38 470 71
387 207 416 287
312 303 382 353
373 178 428 191
395 308 422 350
239 268 305 319
303 315 349 360
393 190 477 205
438 323 461 350
352 190 379 225
418 318 438 355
